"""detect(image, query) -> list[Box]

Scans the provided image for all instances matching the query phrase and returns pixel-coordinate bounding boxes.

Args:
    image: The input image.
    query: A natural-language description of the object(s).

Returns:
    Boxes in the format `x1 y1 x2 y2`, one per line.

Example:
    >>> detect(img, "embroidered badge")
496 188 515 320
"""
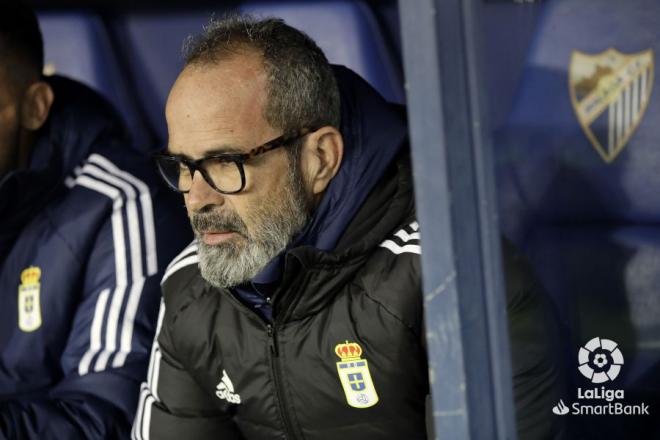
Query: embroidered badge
335 341 379 408
18 267 42 332
569 48 654 163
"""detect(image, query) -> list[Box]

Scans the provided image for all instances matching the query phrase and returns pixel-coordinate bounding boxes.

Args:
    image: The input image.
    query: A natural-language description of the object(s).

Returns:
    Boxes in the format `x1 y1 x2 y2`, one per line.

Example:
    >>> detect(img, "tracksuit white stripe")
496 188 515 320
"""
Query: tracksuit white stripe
83 165 143 372
78 288 110 375
74 175 128 375
90 154 158 275
84 159 158 369
112 278 147 368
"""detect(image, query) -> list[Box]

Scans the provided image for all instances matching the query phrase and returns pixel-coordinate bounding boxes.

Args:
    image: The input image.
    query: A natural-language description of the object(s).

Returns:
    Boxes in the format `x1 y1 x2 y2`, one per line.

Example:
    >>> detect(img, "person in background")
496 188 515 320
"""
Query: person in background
0 4 191 438
134 14 564 440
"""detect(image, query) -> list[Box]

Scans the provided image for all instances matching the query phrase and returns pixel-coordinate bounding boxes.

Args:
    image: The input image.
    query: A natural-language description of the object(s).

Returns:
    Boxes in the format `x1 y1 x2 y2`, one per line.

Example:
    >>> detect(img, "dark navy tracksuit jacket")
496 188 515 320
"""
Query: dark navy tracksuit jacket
0 76 192 439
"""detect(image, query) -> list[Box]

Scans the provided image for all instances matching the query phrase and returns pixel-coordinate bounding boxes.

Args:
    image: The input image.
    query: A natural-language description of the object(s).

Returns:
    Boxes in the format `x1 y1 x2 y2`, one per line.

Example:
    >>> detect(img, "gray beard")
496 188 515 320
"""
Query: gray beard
192 162 311 289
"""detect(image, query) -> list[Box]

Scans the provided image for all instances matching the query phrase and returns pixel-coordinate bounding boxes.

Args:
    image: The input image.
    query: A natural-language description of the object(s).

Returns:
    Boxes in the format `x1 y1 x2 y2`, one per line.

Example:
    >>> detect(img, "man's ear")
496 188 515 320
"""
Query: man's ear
301 126 344 196
20 81 54 131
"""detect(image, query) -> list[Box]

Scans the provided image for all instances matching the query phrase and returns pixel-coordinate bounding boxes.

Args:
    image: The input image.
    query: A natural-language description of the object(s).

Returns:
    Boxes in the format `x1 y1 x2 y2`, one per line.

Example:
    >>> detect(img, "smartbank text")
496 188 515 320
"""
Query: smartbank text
571 388 649 415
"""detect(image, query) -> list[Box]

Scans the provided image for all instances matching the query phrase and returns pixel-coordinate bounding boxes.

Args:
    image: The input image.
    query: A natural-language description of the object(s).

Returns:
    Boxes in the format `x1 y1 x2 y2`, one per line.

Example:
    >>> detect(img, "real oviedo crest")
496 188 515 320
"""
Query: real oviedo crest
335 341 379 409
18 266 43 332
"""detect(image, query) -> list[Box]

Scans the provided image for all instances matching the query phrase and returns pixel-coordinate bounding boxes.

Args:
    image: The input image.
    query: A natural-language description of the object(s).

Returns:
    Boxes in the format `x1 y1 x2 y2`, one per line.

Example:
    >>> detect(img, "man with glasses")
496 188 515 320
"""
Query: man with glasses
135 14 564 440
0 4 191 439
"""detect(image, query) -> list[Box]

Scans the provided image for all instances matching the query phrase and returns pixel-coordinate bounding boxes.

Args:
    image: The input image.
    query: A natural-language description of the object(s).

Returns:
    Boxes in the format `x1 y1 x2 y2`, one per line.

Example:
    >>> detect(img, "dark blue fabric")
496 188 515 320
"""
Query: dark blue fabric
233 66 407 322
493 1 660 437
0 76 192 439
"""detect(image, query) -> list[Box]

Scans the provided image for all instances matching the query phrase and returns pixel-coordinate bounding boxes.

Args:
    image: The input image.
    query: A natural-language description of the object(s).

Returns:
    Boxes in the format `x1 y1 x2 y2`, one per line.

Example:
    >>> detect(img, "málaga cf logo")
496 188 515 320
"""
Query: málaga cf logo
335 341 379 408
569 48 654 163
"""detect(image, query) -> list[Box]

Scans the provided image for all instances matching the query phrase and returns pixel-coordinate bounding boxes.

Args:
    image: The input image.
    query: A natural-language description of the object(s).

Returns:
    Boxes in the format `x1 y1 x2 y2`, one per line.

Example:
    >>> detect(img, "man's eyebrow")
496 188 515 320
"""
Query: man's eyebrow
166 145 246 158
203 145 246 155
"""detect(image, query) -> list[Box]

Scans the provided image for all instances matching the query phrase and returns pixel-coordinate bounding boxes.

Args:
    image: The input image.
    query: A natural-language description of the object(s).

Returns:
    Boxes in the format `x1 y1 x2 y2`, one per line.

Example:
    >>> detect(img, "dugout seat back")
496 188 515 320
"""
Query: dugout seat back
110 0 404 146
494 0 660 437
38 11 153 150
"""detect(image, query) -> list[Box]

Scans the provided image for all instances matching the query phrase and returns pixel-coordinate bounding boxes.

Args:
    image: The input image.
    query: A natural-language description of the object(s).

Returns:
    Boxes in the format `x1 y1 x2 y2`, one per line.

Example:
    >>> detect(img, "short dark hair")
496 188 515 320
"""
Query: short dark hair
183 14 340 135
0 2 44 83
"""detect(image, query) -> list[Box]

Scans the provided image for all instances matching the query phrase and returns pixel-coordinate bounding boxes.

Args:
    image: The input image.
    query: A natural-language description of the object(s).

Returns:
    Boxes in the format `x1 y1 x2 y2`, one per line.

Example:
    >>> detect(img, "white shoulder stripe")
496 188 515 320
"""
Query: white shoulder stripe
133 384 155 440
380 240 422 255
71 154 157 374
86 156 158 370
379 221 422 255
133 301 165 440
78 288 110 375
394 229 420 242
89 154 158 275
75 174 129 375
161 254 199 285
82 163 146 372
146 300 165 401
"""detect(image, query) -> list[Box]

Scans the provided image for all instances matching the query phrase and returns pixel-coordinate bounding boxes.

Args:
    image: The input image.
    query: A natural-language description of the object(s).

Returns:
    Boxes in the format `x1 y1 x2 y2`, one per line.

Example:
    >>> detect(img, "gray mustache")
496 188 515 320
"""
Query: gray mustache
190 210 248 236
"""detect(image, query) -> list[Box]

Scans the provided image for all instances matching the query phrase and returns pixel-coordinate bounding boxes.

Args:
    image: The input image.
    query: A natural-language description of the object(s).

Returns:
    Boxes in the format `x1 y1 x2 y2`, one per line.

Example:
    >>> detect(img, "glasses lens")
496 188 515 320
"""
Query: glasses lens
156 156 190 192
205 159 243 193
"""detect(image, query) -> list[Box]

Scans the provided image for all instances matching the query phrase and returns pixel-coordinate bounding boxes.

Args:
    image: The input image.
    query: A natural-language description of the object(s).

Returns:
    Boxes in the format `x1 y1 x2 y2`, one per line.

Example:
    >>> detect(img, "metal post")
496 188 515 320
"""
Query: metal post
398 0 517 438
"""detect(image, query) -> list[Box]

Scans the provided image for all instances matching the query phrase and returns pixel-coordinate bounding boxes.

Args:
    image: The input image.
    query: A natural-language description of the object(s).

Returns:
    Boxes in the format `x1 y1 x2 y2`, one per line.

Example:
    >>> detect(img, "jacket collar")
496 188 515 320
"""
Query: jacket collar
248 66 408 286
274 151 416 322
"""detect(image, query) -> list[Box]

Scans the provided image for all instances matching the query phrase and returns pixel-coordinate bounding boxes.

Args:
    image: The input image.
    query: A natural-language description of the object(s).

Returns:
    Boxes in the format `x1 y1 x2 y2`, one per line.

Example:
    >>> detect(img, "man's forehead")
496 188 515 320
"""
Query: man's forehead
170 54 267 101
166 55 277 157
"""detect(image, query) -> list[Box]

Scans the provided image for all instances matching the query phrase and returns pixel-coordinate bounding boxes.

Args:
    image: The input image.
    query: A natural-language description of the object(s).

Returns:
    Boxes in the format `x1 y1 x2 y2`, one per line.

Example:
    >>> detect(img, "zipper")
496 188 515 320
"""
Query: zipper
267 323 298 440
221 284 300 438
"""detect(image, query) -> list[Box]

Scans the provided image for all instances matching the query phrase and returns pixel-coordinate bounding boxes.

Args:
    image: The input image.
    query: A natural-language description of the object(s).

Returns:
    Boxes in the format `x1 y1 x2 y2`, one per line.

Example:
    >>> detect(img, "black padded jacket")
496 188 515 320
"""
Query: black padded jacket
132 152 564 440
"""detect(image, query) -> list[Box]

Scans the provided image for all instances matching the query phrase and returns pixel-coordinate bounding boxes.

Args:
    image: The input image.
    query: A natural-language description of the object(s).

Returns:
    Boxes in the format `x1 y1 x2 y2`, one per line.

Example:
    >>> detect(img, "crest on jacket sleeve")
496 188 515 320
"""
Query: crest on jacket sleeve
18 267 43 332
569 48 654 163
335 341 379 408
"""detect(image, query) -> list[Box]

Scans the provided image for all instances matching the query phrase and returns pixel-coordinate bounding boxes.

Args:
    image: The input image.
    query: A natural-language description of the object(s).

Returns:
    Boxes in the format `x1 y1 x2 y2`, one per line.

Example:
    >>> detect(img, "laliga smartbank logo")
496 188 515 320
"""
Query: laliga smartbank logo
578 337 623 383
552 337 649 416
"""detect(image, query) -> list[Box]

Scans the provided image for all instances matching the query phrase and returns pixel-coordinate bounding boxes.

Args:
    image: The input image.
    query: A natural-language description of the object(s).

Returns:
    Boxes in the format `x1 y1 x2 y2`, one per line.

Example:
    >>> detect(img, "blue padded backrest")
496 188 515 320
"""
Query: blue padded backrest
112 0 403 146
496 0 660 242
38 12 152 150
495 1 660 437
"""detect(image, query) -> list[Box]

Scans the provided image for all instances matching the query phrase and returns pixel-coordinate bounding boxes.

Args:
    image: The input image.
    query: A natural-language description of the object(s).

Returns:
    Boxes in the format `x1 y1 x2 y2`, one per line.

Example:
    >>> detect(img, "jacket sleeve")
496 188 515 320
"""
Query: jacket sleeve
132 296 243 440
503 238 568 440
0 163 190 439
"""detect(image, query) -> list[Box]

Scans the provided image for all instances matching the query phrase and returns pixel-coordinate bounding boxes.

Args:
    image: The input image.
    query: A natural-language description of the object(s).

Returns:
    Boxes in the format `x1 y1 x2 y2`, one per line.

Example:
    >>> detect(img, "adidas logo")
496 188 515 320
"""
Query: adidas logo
215 369 242 404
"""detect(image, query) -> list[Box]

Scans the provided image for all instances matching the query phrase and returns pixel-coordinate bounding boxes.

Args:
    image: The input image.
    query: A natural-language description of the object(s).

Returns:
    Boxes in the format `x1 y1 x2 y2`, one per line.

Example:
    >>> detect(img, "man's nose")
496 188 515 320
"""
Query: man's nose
185 170 225 212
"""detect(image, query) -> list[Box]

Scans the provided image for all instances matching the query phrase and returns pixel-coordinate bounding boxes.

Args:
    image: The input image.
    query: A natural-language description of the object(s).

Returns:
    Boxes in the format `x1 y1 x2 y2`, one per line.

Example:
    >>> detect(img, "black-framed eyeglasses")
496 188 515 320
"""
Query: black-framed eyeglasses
155 128 315 194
